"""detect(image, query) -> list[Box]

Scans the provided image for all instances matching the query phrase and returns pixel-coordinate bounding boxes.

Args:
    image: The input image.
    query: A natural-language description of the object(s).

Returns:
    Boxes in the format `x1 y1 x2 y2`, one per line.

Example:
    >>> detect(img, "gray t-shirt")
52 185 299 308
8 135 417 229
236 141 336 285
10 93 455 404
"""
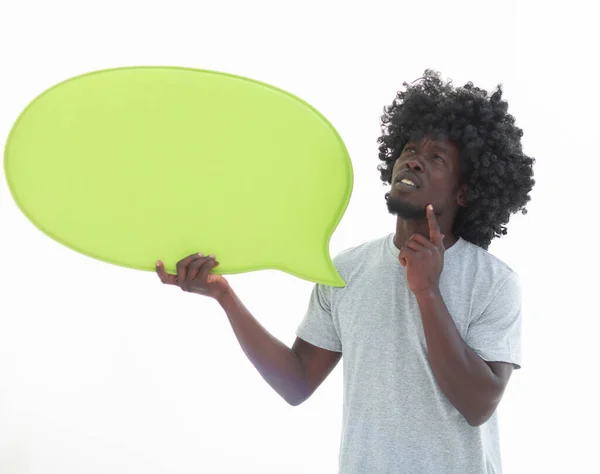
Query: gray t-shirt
296 233 522 474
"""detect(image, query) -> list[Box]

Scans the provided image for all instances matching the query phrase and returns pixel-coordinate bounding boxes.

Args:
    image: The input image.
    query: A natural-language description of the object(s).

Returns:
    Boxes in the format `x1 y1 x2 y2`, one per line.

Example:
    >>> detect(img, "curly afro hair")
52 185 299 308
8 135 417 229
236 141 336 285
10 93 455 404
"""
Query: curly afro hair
377 69 536 250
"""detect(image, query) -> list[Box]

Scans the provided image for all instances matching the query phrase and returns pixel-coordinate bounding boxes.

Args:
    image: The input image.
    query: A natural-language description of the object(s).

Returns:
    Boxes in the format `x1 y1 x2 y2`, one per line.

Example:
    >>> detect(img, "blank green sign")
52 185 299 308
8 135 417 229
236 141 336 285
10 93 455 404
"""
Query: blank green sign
4 67 353 287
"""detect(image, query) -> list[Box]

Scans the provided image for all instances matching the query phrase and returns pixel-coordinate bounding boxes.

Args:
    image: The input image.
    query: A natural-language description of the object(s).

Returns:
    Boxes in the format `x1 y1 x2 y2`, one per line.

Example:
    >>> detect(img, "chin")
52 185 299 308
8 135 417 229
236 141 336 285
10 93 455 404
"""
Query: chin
386 193 427 220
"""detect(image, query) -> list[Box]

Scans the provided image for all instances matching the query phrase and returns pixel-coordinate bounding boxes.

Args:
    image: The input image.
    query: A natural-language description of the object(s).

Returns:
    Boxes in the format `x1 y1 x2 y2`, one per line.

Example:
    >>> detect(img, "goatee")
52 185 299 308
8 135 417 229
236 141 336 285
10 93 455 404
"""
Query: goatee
385 192 427 220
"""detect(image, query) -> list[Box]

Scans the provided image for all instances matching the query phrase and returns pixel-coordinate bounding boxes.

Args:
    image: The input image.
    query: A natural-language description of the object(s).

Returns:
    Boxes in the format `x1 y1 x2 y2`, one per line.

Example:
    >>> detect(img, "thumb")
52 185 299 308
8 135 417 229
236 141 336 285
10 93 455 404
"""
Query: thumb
156 260 176 285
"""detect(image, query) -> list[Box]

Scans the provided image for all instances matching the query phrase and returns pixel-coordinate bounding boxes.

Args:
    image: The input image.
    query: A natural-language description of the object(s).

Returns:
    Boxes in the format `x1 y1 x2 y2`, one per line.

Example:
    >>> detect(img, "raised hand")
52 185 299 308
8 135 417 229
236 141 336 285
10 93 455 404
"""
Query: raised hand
399 204 446 294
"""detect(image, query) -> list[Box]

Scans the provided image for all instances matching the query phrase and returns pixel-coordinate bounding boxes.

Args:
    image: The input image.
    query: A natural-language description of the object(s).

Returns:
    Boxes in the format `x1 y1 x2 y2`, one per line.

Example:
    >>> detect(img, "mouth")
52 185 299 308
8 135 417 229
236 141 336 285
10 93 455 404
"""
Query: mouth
394 172 421 189
394 180 419 192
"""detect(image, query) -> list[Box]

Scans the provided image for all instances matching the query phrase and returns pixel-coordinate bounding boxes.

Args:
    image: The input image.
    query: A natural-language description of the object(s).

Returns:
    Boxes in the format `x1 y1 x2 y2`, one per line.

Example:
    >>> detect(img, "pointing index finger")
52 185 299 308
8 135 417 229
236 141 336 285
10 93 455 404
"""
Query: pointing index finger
426 204 443 245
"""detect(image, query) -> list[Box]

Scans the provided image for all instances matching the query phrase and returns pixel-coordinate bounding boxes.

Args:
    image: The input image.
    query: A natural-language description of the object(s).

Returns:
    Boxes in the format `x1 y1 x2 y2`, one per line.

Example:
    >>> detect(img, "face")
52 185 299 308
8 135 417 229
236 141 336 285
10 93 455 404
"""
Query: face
386 136 466 220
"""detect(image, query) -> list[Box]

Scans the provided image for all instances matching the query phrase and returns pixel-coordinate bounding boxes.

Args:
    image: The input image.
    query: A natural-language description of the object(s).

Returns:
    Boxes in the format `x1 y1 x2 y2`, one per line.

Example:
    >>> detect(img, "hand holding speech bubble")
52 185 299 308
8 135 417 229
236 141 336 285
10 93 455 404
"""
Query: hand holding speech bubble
4 67 353 287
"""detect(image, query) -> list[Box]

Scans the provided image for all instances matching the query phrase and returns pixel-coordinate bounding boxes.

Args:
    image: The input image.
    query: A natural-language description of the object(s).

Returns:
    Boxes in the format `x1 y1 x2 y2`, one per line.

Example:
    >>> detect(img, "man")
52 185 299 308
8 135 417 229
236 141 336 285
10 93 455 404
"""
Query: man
156 69 536 473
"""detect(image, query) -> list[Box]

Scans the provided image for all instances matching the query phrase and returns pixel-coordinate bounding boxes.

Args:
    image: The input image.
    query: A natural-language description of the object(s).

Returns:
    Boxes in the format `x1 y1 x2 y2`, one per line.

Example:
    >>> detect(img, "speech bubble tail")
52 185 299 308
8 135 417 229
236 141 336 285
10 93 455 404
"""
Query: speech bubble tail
276 254 346 288
319 271 347 288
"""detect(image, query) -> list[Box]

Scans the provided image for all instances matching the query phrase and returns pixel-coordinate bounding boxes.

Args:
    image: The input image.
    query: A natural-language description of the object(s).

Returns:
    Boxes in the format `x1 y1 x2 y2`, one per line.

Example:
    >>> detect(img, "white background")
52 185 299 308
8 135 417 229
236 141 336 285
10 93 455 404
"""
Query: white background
1 1 598 473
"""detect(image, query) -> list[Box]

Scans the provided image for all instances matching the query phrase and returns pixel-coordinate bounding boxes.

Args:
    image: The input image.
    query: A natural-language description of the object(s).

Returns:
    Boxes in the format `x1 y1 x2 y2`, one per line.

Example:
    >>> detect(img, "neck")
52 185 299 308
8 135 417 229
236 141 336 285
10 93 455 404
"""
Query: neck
393 217 457 250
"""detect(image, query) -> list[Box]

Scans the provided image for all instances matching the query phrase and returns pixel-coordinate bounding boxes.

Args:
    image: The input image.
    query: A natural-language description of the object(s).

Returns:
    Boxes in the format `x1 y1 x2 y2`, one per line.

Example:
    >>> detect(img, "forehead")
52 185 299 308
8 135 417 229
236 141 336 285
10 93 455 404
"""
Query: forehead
406 137 459 154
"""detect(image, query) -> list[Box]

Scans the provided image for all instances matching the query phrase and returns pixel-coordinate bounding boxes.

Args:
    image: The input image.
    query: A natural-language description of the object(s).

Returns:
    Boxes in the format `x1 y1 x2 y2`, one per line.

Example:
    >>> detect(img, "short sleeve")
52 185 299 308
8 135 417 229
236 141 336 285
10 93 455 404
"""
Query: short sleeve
466 272 522 369
296 283 342 353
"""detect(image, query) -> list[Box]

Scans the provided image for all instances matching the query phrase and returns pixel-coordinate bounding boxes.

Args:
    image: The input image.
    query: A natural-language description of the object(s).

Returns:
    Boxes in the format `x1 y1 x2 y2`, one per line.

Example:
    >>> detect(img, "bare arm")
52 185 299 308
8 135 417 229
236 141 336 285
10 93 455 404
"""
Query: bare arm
399 208 515 427
217 287 342 406
415 288 514 426
157 253 341 406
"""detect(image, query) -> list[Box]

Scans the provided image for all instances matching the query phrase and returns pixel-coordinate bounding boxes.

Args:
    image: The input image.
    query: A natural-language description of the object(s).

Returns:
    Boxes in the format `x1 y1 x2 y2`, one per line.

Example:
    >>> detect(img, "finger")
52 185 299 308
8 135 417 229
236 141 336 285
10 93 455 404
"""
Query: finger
176 253 205 286
197 257 219 281
426 204 443 245
399 247 414 267
187 255 213 281
407 233 436 249
405 238 427 252
156 260 177 285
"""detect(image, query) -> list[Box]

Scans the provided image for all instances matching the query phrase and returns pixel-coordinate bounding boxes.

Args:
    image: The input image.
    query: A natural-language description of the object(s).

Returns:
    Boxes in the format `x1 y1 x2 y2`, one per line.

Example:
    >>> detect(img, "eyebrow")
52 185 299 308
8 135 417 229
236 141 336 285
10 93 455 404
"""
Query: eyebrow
406 142 451 152
432 145 450 153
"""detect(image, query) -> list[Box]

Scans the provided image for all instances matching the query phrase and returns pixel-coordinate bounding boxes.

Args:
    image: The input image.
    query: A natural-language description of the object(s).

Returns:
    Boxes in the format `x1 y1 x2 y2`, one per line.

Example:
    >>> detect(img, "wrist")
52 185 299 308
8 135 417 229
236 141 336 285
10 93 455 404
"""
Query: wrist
414 286 441 300
216 285 234 306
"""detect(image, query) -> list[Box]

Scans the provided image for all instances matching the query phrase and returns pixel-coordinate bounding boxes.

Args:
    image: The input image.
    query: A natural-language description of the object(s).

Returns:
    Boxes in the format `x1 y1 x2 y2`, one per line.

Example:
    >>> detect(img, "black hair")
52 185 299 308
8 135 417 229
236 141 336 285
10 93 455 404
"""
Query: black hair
377 69 535 250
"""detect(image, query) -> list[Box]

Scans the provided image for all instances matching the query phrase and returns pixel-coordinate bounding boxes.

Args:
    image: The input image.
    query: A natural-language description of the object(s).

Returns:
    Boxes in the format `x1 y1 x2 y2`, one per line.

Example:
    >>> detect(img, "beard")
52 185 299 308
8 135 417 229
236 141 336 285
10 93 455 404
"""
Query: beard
385 192 428 220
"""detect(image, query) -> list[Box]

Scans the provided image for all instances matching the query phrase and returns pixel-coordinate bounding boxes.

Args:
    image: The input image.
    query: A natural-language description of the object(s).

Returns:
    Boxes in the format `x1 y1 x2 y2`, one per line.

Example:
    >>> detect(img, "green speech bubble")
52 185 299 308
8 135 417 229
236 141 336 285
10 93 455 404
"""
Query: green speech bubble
4 67 352 287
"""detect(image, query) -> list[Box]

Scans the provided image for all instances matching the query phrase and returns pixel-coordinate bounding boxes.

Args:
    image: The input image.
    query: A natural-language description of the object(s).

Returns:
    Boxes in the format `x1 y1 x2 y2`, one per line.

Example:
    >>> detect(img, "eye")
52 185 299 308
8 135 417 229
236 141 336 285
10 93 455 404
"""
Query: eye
434 155 444 161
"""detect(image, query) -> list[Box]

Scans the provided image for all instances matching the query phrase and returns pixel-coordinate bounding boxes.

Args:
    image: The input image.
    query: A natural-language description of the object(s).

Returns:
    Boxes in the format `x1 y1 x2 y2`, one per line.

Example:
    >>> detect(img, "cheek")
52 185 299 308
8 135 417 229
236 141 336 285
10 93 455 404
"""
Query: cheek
431 179 454 197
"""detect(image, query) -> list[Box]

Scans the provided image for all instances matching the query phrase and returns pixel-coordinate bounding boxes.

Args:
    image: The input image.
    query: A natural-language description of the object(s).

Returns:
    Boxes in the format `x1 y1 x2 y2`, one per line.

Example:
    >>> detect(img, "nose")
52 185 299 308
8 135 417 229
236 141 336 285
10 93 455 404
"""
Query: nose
405 157 424 173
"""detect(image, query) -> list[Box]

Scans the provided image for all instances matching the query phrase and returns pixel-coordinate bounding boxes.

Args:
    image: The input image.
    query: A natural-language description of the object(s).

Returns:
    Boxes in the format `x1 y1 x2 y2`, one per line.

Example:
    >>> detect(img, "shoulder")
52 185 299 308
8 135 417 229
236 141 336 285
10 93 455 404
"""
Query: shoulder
457 238 521 294
329 234 390 284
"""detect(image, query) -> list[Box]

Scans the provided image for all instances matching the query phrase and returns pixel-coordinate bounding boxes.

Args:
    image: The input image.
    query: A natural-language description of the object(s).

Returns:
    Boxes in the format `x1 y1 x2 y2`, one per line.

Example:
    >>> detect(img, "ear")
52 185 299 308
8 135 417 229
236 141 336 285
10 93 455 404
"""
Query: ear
456 184 468 208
